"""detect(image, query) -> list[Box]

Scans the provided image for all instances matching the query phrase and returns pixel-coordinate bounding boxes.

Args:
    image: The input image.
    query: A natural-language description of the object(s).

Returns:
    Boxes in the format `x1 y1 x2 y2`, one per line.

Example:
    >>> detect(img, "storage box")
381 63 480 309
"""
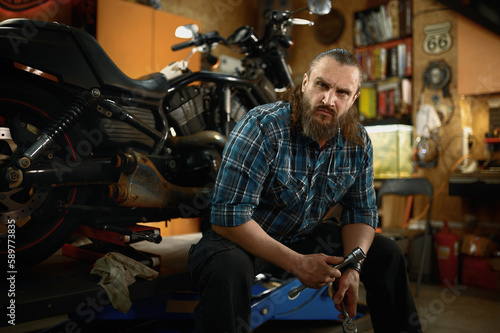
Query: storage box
462 255 498 290
366 124 413 179
461 234 498 257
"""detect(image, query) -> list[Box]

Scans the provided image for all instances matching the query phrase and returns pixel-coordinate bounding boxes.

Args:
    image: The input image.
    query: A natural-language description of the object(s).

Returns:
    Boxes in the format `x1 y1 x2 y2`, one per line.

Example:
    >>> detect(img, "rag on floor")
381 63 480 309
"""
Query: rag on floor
90 252 159 313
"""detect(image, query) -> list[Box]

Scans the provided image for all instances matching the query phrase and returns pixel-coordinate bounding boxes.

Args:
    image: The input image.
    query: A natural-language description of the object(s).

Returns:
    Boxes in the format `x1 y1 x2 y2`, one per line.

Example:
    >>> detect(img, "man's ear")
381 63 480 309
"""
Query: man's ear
301 73 308 92
349 92 361 110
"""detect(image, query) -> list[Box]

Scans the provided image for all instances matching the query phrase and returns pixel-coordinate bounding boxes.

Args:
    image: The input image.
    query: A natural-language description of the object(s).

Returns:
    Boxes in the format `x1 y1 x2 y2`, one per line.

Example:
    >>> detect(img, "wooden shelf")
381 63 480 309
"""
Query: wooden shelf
484 138 500 144
354 0 413 122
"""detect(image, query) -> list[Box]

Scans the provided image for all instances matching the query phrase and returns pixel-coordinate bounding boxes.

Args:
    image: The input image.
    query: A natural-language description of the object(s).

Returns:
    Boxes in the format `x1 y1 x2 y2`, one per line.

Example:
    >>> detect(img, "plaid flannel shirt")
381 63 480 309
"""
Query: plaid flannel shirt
210 101 378 244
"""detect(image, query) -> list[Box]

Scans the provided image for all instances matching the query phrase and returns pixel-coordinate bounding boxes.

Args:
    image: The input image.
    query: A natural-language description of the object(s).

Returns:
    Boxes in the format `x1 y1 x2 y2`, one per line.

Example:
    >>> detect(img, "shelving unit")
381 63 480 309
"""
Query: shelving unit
484 138 500 144
354 0 413 124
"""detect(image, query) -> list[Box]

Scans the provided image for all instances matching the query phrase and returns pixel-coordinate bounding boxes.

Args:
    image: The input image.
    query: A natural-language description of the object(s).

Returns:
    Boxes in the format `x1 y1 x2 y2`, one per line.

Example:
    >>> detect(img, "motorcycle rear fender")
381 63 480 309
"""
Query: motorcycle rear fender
0 19 168 100
0 19 99 89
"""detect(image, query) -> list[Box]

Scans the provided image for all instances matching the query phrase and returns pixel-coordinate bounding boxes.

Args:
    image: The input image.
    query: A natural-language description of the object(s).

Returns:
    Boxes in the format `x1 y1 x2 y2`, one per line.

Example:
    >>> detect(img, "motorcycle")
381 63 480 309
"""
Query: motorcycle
0 0 332 269
170 0 331 93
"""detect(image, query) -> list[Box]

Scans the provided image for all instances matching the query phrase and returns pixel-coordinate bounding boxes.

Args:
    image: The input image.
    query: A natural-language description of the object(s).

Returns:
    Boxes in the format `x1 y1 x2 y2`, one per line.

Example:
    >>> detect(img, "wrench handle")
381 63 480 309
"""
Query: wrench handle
287 260 347 299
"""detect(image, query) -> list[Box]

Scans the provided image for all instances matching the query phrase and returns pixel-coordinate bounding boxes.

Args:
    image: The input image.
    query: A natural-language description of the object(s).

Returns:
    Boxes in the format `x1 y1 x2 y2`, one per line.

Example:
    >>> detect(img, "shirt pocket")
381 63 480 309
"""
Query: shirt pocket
270 172 306 209
324 169 356 206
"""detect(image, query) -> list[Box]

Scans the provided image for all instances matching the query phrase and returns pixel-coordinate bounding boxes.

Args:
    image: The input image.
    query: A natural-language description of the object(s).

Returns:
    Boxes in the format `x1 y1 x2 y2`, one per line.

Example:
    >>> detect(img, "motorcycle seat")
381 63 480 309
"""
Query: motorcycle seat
0 19 169 100
74 28 169 99
72 26 169 100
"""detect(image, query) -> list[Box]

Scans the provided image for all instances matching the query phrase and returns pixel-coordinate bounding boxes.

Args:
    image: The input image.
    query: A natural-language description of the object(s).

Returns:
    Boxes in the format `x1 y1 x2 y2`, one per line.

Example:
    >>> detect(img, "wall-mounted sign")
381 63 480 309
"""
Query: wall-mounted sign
423 21 452 54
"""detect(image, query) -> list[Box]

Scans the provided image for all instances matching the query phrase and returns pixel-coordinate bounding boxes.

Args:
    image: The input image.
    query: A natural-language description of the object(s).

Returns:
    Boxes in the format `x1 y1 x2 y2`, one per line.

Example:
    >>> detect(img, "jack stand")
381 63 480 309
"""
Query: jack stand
62 224 162 268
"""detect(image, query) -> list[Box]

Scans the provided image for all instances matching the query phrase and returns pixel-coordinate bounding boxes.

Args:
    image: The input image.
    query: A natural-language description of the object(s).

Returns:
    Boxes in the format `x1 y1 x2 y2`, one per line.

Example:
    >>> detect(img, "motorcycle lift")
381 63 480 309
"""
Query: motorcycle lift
2 228 371 332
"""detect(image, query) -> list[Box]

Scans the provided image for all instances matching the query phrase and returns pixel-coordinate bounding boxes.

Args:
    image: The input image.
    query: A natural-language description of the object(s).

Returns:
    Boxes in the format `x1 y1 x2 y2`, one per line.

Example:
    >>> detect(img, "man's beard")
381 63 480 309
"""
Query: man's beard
301 93 343 142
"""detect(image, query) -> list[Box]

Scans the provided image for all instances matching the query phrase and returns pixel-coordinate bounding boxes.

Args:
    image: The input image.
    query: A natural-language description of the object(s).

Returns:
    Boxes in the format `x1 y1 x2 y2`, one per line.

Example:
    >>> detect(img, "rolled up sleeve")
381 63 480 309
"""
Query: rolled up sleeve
340 133 378 229
210 111 271 227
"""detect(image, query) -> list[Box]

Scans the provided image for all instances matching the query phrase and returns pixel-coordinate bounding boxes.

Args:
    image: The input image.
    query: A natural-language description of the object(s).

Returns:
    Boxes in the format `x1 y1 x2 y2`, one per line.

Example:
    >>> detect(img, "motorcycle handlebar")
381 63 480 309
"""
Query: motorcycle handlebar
172 32 226 52
268 10 291 24
171 40 196 51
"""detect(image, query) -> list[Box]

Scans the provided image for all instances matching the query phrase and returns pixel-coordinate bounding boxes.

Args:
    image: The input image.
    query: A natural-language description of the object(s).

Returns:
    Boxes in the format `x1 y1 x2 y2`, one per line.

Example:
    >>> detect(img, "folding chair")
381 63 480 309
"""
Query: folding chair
377 178 434 297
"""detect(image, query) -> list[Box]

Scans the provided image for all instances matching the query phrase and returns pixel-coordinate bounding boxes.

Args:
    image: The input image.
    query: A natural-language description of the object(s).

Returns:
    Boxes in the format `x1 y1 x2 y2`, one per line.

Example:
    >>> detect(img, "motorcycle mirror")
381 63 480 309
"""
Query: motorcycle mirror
290 0 332 16
175 24 200 39
307 0 332 15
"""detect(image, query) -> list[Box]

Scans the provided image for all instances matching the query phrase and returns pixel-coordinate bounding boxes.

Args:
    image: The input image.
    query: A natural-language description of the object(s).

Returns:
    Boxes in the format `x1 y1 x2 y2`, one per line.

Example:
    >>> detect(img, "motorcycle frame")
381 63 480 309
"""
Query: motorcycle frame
0 18 276 224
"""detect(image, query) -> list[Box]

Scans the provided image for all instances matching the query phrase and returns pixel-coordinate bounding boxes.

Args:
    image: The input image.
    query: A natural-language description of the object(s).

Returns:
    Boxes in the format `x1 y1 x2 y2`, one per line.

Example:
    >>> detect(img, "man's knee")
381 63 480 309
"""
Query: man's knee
363 234 406 276
199 248 255 289
372 234 404 258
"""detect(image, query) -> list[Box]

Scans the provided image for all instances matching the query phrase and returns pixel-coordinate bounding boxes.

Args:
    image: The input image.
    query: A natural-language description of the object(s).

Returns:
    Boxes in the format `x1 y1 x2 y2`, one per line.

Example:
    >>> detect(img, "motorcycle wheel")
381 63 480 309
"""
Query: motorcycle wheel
0 79 87 270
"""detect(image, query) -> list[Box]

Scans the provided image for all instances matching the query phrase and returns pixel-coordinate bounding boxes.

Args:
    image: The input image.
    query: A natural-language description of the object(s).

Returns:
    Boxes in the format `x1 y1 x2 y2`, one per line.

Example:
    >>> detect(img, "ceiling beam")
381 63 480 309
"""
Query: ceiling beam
435 0 500 37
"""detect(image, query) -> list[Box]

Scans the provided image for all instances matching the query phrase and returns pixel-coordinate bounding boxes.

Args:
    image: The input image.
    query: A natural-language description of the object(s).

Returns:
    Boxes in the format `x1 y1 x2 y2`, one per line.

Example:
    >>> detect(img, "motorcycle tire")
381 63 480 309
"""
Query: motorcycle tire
0 76 88 270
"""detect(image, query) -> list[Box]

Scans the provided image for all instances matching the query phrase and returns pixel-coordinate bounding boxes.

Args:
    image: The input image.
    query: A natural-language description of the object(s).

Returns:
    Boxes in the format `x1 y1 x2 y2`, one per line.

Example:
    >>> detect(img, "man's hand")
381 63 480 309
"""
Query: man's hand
211 221 344 286
336 223 374 318
292 253 343 289
332 269 360 319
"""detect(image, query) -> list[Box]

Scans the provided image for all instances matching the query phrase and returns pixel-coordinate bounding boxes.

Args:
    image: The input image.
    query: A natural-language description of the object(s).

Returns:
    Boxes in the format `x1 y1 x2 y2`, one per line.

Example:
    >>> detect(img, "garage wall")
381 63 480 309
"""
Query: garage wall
158 0 387 78
97 0 202 78
158 0 260 61
158 0 259 36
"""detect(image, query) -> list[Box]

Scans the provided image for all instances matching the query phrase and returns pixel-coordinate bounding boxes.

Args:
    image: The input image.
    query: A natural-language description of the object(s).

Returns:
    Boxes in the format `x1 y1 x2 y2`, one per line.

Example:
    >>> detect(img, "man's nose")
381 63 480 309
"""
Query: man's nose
322 91 336 107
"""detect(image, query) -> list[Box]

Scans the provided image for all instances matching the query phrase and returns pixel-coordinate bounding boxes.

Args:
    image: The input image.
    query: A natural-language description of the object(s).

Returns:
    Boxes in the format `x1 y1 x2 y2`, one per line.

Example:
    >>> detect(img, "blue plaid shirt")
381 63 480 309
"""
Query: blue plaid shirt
210 101 378 244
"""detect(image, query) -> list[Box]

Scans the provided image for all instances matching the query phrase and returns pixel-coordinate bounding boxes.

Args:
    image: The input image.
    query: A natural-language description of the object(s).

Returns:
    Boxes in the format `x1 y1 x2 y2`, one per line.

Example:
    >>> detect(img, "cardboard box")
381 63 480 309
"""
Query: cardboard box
460 234 498 257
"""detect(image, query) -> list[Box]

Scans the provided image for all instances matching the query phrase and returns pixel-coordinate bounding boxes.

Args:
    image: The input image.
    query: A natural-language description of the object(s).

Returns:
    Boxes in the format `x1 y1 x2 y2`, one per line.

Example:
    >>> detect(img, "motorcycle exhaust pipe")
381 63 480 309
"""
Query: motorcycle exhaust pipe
27 159 116 184
167 130 227 150
107 152 212 213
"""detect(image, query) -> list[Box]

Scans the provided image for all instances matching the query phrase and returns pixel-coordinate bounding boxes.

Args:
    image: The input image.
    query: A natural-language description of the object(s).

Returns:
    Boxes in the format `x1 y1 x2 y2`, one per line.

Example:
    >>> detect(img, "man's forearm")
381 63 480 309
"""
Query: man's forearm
211 220 302 273
213 221 347 288
341 223 375 259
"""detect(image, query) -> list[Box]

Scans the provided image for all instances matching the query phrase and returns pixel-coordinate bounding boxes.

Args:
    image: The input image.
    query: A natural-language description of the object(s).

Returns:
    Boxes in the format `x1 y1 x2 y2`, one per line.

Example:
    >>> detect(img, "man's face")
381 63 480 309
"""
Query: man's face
300 57 361 142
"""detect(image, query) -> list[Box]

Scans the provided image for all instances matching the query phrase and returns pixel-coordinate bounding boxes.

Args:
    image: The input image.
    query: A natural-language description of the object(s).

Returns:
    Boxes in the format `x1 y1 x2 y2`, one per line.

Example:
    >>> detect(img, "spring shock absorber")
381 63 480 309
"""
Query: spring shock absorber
17 89 101 169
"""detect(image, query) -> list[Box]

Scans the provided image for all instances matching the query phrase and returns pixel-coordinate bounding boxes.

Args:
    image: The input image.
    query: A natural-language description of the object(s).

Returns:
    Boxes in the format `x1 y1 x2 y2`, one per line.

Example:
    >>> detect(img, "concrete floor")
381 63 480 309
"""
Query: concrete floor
5 281 499 333
253 281 500 333
6 233 499 333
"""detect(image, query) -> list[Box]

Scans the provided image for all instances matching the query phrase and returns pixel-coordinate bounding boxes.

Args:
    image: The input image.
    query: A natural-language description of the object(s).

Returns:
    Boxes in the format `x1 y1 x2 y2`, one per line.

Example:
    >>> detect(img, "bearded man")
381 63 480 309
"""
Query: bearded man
188 49 421 333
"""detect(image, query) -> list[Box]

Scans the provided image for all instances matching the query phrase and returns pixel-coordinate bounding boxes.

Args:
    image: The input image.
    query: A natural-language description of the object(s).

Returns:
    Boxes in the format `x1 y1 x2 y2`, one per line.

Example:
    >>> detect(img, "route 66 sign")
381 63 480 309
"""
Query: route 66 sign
423 22 452 54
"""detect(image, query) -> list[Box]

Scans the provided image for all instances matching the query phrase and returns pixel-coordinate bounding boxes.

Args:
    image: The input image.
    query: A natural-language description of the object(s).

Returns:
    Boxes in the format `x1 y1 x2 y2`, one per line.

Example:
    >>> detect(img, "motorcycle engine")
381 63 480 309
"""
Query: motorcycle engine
165 86 206 136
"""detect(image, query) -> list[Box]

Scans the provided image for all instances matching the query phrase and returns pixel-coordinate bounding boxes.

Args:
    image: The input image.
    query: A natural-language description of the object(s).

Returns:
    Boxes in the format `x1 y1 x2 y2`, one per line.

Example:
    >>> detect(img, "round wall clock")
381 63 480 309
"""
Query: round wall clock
314 9 345 44
423 61 451 90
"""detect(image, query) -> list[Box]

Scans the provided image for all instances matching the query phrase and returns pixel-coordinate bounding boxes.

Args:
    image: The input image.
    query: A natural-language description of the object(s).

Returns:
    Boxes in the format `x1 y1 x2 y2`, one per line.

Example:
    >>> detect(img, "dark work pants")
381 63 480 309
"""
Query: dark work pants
188 223 422 333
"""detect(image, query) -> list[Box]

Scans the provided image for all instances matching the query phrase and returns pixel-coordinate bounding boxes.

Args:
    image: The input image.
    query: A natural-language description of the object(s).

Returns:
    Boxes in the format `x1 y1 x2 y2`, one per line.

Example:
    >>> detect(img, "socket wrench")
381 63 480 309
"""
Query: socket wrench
287 246 366 299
